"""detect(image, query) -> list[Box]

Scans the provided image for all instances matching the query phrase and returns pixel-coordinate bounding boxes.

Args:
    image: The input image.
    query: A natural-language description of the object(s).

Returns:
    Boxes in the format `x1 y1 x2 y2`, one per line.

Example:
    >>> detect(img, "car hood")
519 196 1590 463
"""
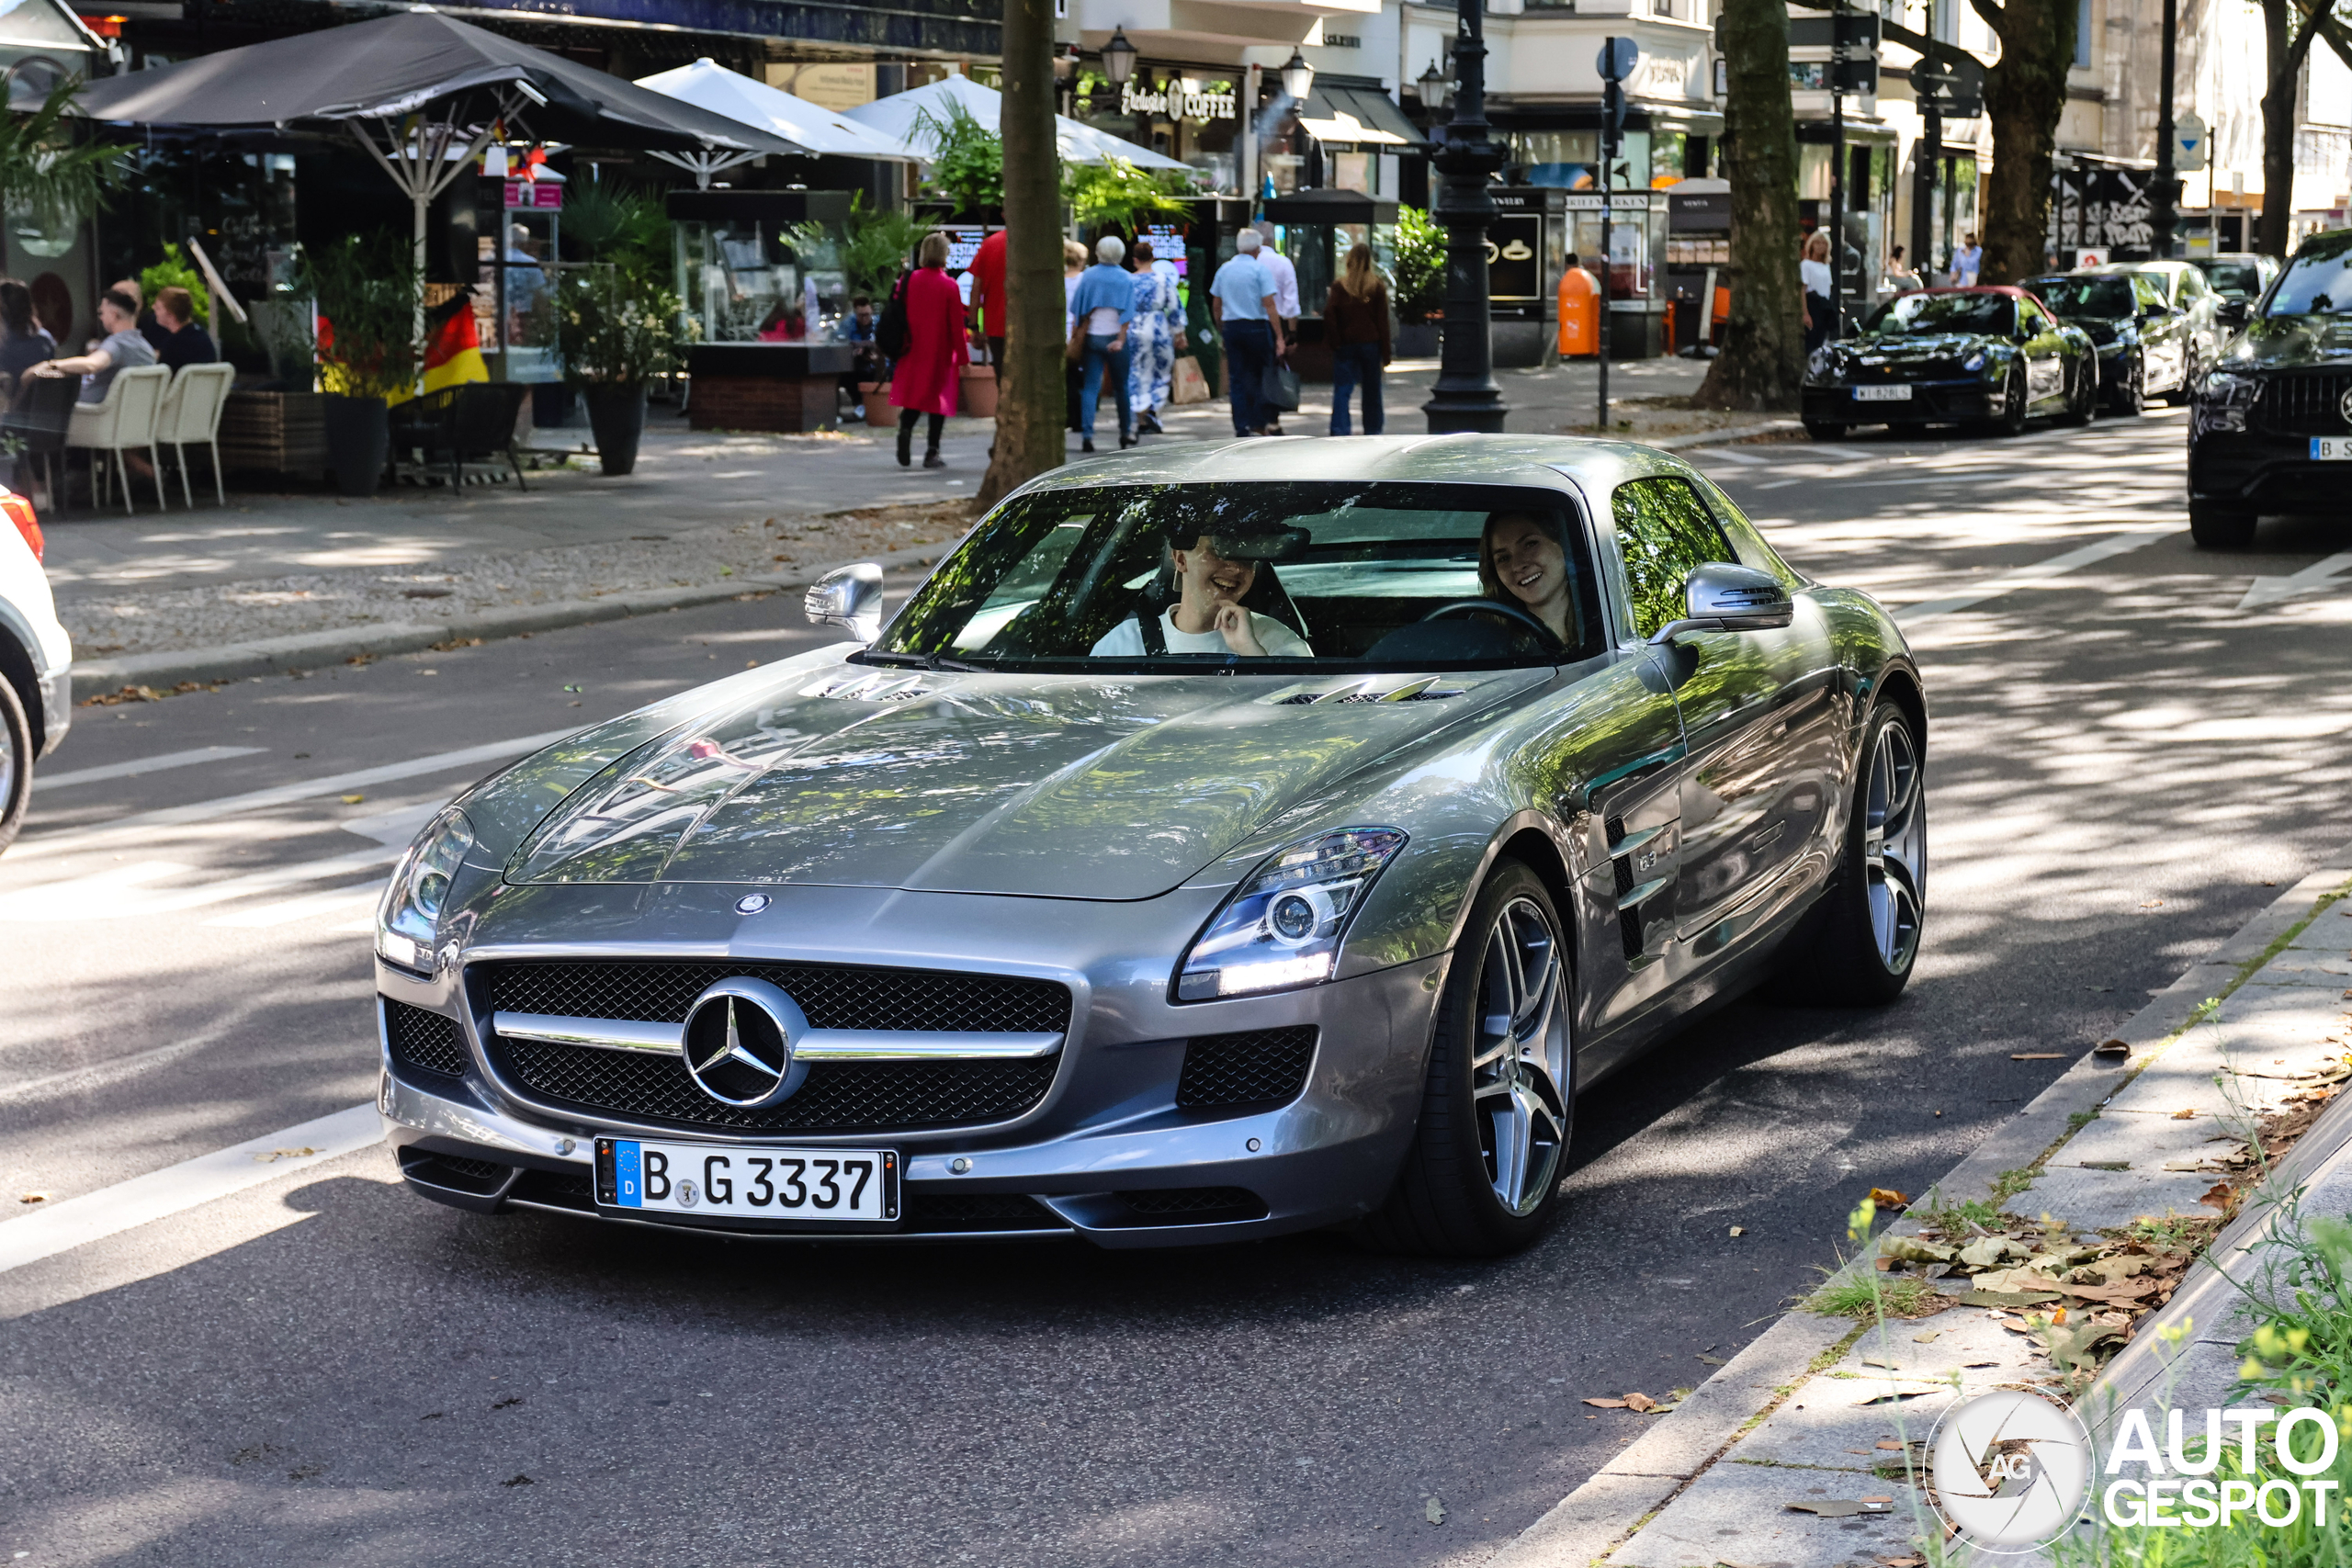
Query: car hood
1845 332 1995 366
508 662 1546 900
2223 313 2352 370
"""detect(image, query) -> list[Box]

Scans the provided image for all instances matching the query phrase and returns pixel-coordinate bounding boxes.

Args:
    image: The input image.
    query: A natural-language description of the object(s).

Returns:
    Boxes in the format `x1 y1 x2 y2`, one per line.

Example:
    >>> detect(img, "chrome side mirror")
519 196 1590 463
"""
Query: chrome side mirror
805 562 886 643
1646 563 1795 645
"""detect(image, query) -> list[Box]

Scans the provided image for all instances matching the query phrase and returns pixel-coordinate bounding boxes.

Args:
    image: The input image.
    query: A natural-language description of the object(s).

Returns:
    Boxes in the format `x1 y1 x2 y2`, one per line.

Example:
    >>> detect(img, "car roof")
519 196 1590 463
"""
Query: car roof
1905 285 2029 298
1018 433 1696 501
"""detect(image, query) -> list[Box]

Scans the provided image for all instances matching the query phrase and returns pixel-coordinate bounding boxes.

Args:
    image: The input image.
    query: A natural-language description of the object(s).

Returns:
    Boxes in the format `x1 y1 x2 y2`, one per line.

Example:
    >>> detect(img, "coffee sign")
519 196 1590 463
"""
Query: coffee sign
1119 80 1238 120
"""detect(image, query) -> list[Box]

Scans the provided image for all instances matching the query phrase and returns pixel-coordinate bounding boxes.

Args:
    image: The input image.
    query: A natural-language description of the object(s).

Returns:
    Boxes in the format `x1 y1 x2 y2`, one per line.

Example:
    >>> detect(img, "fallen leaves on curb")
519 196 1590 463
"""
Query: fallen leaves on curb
429 637 485 651
19 1191 47 1203
2011 1053 2064 1061
1785 1499 1894 1517
1869 1188 1910 1210
251 1146 316 1164
78 681 222 706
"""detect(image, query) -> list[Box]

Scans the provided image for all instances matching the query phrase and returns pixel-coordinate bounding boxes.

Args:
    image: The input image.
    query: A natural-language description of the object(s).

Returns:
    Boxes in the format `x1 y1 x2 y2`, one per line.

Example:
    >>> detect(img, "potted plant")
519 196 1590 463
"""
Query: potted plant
555 261 687 476
1392 204 1447 358
297 234 420 497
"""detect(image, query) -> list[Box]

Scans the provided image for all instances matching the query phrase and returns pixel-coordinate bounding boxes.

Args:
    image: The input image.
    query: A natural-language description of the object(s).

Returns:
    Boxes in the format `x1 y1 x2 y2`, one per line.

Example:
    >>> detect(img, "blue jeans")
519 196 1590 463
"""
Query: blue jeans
1222 319 1274 436
1080 334 1132 438
1329 342 1385 434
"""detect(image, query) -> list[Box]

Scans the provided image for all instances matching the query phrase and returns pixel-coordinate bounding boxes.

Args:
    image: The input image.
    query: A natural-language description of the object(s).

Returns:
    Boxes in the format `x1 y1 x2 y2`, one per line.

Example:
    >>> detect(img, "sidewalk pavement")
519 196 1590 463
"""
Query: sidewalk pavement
52 353 1789 695
1487 844 2352 1568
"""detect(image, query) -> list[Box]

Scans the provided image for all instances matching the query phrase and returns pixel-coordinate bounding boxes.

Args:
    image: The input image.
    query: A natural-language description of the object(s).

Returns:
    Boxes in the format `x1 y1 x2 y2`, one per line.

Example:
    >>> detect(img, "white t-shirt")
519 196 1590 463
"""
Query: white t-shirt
1800 257 1834 298
1261 251 1301 319
1090 610 1313 658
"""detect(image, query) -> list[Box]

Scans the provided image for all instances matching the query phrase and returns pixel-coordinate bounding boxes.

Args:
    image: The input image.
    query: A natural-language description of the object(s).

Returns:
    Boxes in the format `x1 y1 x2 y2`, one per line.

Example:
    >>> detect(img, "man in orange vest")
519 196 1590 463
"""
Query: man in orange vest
1557 253 1600 358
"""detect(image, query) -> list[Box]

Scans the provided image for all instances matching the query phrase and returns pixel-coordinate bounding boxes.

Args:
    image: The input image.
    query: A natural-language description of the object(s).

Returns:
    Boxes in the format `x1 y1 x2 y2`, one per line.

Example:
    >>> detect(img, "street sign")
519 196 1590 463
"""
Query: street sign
1833 54 1878 93
1910 52 1984 118
1597 38 1639 82
2175 111 2208 172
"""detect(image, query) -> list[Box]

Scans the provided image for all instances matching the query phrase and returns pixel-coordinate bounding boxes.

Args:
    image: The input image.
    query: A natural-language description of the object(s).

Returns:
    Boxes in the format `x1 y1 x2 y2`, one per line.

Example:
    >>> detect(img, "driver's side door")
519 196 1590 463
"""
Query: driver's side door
2015 299 2068 405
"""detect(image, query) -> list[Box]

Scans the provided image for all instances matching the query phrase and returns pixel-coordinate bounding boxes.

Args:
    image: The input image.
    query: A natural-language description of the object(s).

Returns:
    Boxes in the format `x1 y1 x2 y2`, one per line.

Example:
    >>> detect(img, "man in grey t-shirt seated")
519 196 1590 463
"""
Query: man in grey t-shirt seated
1091 521 1314 659
31 288 157 403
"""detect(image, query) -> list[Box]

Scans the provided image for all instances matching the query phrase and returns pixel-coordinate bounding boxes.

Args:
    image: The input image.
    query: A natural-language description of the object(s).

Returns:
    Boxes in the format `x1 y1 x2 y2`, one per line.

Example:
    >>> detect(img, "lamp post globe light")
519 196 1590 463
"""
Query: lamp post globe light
1102 27 1138 88
1418 59 1450 111
1421 0 1508 433
1280 47 1315 101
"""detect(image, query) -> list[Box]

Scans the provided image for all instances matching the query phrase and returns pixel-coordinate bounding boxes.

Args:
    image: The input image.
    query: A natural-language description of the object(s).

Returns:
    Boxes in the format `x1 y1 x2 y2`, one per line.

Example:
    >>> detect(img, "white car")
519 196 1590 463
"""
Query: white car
0 486 71 854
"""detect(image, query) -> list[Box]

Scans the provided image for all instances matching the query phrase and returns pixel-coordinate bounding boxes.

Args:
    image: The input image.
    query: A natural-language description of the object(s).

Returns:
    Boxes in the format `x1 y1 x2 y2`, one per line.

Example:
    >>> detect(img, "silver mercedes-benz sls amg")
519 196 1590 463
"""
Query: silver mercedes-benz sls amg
378 434 1926 1256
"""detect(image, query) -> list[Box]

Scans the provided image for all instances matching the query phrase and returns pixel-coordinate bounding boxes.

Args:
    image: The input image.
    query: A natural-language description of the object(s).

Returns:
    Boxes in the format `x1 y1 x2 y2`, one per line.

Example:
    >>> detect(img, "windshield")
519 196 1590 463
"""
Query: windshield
2201 261 2263 298
872 481 1605 671
2027 276 2135 317
1863 292 2016 337
2267 247 2352 316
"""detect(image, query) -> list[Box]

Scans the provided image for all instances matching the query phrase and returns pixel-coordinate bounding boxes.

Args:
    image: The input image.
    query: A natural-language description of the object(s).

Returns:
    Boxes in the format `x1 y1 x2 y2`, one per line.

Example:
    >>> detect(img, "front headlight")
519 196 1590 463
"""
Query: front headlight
1805 347 1838 380
1174 827 1407 1001
377 807 475 971
1962 350 1990 373
2201 370 2257 404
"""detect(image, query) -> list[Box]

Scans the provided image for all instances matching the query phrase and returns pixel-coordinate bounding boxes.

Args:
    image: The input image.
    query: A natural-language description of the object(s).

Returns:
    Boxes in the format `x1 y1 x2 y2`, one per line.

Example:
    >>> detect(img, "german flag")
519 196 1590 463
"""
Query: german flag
421 288 489 395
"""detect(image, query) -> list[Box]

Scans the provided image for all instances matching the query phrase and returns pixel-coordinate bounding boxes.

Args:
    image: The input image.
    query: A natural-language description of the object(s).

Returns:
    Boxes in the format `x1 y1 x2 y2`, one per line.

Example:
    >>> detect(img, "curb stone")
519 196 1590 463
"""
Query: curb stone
1485 843 2352 1568
65 538 954 702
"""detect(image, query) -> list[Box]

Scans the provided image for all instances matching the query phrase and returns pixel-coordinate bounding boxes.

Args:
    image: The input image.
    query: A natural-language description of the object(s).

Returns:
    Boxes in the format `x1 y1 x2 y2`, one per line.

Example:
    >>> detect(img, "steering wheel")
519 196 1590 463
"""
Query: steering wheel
1417 599 1559 645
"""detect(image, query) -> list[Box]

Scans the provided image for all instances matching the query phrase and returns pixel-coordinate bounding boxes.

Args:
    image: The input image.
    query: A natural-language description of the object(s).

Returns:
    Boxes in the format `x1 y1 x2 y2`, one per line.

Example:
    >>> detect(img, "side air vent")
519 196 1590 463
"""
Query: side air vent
1262 677 1466 706
799 672 933 703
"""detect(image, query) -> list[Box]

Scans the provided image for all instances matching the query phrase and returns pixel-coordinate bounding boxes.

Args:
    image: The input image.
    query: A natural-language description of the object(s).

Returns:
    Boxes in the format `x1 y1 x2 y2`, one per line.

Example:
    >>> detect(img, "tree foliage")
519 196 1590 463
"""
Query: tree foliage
560 182 669 272
1693 0 1804 412
1392 205 1447 323
2256 0 2352 256
140 243 208 328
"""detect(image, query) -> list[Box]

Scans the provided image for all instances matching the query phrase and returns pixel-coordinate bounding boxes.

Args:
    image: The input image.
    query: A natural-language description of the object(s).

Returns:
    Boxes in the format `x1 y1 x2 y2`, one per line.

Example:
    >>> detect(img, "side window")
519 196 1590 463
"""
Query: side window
1612 477 1736 639
1691 474 1803 589
2178 267 2207 301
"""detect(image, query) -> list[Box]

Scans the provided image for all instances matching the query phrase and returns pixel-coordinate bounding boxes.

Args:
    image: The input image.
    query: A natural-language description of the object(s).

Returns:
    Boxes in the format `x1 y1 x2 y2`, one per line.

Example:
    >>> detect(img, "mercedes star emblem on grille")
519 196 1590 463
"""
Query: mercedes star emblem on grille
2340 386 2352 429
680 978 810 1108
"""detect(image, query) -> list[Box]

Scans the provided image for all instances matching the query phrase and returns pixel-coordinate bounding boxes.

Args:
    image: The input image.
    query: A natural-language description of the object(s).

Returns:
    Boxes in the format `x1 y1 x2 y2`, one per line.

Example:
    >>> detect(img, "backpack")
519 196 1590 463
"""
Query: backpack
876 272 912 360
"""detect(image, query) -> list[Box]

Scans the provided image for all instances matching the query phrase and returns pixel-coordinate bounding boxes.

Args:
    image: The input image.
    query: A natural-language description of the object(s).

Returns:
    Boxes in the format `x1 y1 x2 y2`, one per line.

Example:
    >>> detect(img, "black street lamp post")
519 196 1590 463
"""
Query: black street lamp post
1421 0 1508 434
2152 0 2178 258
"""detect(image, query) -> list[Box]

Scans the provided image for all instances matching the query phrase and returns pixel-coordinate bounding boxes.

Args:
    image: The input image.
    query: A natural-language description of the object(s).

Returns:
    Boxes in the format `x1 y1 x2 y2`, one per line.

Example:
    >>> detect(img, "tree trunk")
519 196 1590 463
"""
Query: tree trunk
1693 0 1804 412
977 0 1064 509
1972 0 2076 284
2256 0 2320 257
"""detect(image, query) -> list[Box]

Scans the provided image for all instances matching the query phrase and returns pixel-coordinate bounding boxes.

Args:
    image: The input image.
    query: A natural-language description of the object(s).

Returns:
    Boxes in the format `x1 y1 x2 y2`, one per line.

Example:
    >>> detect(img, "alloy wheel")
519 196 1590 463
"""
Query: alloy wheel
1471 896 1571 1215
1861 719 1926 973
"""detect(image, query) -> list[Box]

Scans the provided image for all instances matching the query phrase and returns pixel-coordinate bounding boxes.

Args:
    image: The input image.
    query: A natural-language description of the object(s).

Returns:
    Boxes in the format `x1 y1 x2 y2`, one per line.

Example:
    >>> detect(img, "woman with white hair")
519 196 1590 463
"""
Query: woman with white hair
1066 232 1138 453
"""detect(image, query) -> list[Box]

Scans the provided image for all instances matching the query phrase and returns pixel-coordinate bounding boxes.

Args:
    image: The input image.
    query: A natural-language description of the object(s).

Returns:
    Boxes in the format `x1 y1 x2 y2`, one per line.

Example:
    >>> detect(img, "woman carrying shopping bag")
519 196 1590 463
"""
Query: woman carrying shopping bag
1125 240 1186 435
1324 243 1392 435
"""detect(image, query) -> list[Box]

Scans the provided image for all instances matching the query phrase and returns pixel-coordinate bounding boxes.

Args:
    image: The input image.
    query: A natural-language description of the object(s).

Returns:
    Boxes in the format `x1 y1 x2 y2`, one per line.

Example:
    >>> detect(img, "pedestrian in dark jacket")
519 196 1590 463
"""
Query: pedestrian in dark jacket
1323 243 1391 435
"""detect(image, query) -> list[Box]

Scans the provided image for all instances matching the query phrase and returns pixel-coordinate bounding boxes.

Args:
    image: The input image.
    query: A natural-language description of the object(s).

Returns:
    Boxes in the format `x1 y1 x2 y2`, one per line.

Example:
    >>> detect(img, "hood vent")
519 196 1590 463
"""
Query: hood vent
800 671 933 703
1265 676 1466 706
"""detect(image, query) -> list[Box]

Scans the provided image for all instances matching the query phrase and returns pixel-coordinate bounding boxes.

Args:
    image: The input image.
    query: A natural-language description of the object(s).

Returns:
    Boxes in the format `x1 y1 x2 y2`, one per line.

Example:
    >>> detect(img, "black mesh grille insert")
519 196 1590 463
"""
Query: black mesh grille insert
508 1168 597 1211
1175 1027 1317 1111
1117 1187 1263 1217
478 961 1071 1034
384 999 469 1078
899 1192 1065 1231
492 1037 1057 1134
398 1149 510 1194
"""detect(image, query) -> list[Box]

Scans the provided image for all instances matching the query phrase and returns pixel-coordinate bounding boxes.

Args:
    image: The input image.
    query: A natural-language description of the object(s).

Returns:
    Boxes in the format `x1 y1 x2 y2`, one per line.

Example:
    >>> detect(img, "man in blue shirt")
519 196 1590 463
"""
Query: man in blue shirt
1208 230 1283 438
1068 235 1139 452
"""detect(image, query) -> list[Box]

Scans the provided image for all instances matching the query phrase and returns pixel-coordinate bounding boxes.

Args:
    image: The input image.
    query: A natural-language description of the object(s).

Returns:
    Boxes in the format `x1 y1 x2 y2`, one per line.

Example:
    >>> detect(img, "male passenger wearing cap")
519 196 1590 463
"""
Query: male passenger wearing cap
1091 527 1314 658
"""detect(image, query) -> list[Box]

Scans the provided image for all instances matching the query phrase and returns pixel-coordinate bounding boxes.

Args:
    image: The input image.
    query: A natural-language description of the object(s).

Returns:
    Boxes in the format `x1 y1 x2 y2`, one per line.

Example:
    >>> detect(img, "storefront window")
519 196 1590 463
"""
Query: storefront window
1509 131 1598 189
1651 131 1688 186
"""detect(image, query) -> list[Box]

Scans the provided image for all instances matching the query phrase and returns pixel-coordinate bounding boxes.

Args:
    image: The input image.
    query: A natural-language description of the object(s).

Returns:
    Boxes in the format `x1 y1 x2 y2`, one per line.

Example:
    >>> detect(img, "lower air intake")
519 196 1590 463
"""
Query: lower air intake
1175 1027 1318 1111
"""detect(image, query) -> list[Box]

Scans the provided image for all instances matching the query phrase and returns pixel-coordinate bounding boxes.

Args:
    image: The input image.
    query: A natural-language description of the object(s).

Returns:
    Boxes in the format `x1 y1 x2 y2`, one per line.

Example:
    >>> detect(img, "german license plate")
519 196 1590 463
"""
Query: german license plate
594 1138 898 1223
1854 384 1913 401
2312 437 2352 460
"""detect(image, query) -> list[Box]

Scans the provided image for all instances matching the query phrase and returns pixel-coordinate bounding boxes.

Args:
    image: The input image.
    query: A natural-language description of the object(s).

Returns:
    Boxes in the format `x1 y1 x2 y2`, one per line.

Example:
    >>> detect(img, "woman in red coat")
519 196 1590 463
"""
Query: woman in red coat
890 231 967 469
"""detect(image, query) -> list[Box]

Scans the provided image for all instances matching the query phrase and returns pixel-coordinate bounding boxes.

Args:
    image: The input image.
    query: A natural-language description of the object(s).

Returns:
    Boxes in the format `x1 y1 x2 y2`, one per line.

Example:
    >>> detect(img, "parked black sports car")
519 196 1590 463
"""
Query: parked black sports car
2023 268 2197 414
2188 227 2352 547
1801 287 2098 439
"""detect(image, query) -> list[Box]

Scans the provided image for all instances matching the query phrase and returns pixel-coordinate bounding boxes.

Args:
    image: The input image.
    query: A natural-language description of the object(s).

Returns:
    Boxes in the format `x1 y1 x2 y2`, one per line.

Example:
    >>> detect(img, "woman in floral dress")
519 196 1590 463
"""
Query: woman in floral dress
1125 240 1186 435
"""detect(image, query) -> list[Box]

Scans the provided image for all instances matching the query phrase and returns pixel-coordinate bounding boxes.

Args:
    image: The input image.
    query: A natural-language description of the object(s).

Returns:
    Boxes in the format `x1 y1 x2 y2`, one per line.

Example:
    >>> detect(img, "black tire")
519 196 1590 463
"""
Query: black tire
1994 366 2028 436
2163 348 2199 407
1363 859 1574 1258
1775 700 1926 1007
2055 361 2095 427
1804 420 1849 441
2108 352 2146 416
2188 499 2257 549
0 672 30 858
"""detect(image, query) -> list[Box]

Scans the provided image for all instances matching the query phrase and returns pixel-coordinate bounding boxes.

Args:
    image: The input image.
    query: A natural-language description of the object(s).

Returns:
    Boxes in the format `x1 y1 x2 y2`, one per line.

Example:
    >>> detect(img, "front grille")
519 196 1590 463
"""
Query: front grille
508 1168 596 1212
899 1192 1065 1231
1117 1186 1264 1218
2253 372 2352 435
398 1148 510 1194
478 960 1071 1035
383 999 469 1078
1175 1027 1317 1111
492 1037 1058 1134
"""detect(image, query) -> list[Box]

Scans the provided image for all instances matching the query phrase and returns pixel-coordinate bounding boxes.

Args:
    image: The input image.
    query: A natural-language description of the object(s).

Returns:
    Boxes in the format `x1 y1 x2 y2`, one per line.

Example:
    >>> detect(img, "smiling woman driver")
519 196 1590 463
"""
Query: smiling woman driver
1478 511 1582 648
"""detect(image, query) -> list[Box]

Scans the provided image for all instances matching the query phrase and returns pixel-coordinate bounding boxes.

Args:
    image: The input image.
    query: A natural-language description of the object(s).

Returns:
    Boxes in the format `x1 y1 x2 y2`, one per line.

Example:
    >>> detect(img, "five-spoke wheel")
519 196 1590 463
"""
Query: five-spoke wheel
1774 698 1928 1005
1860 716 1925 976
1470 895 1571 1217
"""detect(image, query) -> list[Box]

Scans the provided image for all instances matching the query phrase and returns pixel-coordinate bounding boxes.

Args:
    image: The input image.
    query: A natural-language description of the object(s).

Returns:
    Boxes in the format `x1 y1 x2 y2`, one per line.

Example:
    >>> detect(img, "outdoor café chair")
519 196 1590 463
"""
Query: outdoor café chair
156 362 236 507
65 363 170 514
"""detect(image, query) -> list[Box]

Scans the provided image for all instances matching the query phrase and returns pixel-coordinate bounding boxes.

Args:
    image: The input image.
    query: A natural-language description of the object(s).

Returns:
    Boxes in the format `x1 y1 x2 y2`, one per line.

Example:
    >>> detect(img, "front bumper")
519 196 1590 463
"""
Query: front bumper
2188 428 2347 511
375 881 1450 1247
1802 379 2001 423
37 660 68 757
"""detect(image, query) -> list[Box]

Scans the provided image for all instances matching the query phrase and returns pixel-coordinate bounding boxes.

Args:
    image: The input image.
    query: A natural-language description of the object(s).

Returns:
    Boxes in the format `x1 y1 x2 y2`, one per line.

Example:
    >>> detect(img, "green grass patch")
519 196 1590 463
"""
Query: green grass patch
1804 1273 1943 1323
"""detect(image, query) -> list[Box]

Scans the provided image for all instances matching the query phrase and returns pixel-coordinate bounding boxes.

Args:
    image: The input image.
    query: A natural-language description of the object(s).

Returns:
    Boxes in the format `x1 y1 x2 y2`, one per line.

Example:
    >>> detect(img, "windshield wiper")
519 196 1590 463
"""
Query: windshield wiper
861 649 988 673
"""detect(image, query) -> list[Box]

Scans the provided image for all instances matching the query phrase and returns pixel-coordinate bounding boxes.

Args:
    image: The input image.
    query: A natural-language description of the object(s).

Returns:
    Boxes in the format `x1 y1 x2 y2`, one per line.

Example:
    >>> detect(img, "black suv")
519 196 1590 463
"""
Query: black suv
2188 228 2352 547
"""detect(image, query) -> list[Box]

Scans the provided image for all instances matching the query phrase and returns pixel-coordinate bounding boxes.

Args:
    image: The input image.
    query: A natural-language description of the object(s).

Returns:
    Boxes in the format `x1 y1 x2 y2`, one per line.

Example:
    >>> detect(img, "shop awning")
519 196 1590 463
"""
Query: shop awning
842 72 1190 172
636 60 921 164
1295 85 1425 150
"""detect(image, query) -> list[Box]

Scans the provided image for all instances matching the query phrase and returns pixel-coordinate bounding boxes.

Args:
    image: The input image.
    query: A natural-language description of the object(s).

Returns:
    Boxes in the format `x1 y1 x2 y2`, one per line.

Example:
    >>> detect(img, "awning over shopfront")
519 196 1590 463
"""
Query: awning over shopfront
1293 84 1424 150
842 72 1190 172
635 59 922 172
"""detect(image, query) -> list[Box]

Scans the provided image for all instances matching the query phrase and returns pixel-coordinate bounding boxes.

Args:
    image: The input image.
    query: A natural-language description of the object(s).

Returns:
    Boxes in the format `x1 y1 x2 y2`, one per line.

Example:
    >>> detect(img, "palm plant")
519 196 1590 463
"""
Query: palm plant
0 76 129 250
296 232 421 400
912 100 1003 215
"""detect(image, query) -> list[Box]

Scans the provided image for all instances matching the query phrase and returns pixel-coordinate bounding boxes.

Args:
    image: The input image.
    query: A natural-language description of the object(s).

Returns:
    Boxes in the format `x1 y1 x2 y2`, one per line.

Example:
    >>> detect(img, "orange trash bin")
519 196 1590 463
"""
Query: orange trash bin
1557 265 1600 358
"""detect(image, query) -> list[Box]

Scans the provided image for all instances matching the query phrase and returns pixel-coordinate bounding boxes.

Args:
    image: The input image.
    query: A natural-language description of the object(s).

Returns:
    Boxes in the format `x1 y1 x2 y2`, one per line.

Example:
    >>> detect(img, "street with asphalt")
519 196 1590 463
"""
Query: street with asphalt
5 389 2352 1566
